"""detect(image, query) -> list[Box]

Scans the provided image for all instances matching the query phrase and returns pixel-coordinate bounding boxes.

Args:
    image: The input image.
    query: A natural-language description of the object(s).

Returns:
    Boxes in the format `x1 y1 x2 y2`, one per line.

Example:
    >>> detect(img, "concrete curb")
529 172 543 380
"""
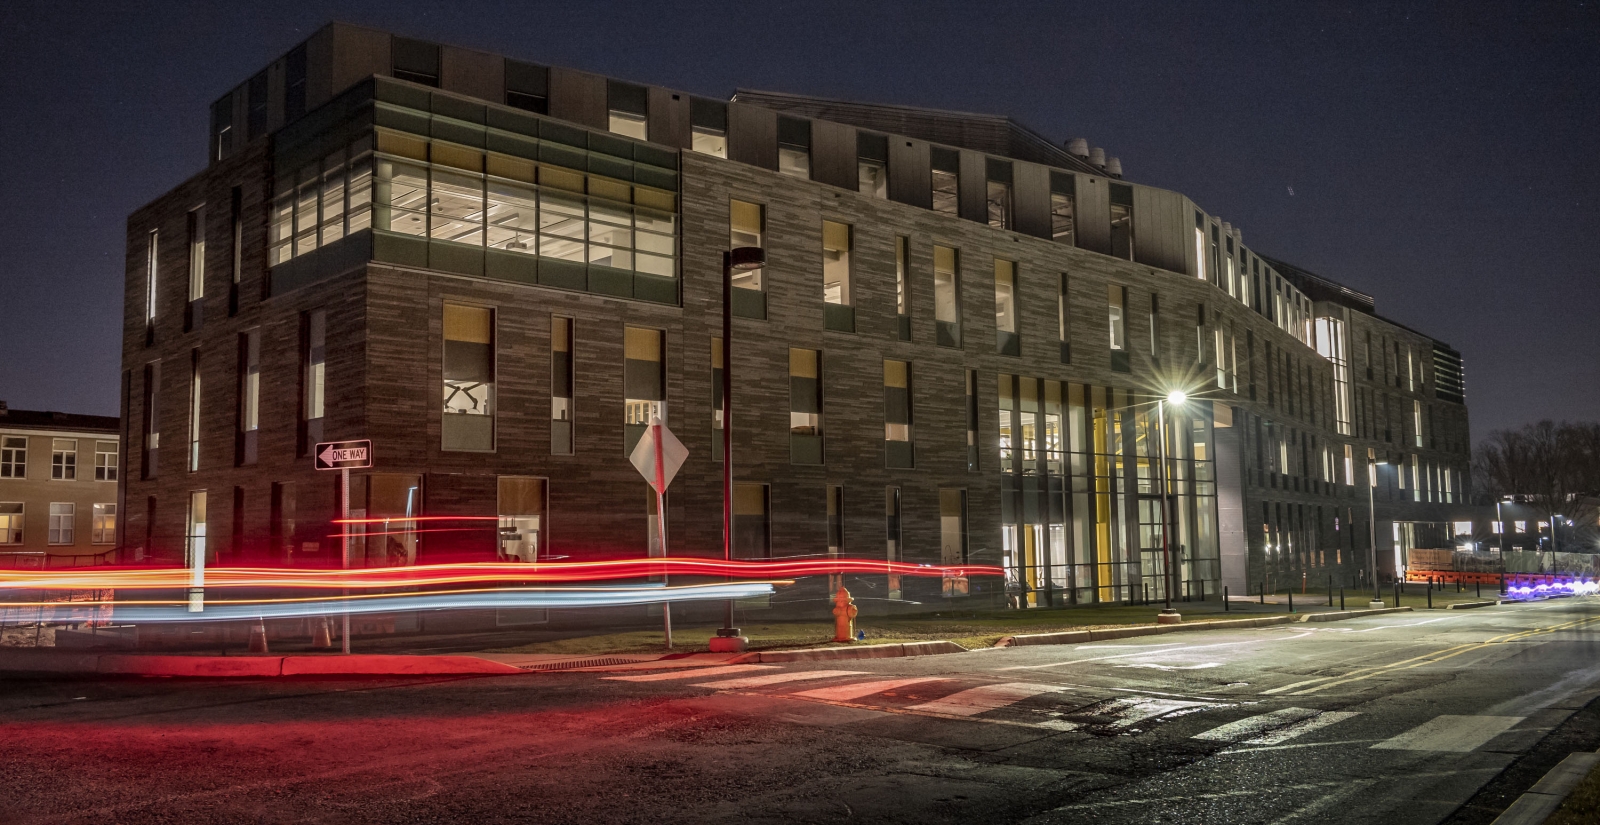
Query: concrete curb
0 649 522 678
726 641 967 664
998 607 1416 646
1446 600 1500 610
1491 750 1599 824
1299 606 1415 622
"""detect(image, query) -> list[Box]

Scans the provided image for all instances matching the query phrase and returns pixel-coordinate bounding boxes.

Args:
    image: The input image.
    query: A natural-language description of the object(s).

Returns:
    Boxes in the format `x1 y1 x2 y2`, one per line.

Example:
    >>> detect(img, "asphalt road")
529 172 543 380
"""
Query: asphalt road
4 599 1600 824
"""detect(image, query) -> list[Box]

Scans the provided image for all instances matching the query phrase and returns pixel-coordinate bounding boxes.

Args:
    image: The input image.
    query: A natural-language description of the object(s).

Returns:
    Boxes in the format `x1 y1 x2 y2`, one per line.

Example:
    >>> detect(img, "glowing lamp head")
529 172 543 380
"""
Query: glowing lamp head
1165 390 1188 406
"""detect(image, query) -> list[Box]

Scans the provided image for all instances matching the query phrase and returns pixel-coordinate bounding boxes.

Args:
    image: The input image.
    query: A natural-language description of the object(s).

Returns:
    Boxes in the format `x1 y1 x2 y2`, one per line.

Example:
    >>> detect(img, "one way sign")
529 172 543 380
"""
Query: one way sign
314 439 373 471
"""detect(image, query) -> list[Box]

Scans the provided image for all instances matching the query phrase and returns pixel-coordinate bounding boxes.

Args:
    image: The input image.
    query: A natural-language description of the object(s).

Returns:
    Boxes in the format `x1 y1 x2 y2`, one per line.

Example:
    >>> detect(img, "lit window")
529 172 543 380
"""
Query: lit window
692 126 726 158
187 352 202 472
934 246 960 348
93 503 117 545
733 483 770 559
607 110 647 140
884 360 914 469
1108 285 1126 351
994 259 1018 356
0 503 23 544
822 221 852 306
187 205 206 303
51 439 77 480
241 330 260 434
778 117 811 179
790 349 823 466
623 327 665 457
551 316 574 455
443 304 495 452
730 200 764 291
895 237 910 333
965 370 979 471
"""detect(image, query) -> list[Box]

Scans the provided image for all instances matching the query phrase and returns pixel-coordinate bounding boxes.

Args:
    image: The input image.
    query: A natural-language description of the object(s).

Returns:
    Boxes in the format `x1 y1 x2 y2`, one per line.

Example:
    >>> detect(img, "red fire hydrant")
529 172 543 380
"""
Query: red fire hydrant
832 587 858 643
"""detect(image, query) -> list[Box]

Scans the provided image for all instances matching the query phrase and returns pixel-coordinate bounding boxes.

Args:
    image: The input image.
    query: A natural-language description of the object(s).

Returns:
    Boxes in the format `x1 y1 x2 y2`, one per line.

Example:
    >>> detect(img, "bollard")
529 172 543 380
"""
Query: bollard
1260 582 1266 604
1477 579 1481 598
1225 586 1230 612
1427 586 1432 610
1328 576 1334 607
1288 590 1294 614
1340 587 1346 611
1395 581 1401 607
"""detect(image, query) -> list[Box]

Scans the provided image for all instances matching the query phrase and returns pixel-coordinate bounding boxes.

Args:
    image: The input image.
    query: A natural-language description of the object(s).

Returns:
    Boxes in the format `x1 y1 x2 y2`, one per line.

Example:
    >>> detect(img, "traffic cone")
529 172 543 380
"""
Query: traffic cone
311 617 332 649
248 619 270 654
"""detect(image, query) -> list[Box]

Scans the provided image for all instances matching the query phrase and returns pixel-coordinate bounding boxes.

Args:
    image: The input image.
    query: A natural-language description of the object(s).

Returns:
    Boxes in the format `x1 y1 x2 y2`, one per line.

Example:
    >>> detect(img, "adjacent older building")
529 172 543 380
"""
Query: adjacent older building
119 22 1474 606
0 402 121 568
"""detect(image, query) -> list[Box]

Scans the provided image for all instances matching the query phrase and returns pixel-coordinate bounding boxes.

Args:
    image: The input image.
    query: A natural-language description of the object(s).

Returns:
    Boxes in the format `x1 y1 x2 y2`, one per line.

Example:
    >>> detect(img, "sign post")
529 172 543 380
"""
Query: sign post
629 417 687 650
315 440 372 655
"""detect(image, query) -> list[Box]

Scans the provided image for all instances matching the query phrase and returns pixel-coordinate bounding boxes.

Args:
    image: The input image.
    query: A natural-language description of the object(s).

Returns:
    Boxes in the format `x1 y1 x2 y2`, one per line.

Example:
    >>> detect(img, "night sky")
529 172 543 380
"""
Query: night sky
1 1 1595 440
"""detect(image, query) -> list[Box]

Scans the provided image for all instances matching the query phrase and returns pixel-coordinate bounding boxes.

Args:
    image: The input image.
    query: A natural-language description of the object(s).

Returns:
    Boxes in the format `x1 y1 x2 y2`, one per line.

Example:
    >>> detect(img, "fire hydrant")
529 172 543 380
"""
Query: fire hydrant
832 587 858 642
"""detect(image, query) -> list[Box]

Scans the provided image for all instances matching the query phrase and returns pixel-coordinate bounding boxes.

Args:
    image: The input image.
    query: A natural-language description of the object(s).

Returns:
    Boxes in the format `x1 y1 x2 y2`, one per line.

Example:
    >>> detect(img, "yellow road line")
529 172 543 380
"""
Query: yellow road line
1291 613 1600 695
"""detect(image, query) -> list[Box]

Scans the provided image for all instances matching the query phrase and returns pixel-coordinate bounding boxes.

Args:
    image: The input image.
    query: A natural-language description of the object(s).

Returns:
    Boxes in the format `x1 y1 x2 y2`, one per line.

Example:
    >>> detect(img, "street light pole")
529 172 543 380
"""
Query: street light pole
1368 459 1387 608
714 247 763 652
1156 391 1184 624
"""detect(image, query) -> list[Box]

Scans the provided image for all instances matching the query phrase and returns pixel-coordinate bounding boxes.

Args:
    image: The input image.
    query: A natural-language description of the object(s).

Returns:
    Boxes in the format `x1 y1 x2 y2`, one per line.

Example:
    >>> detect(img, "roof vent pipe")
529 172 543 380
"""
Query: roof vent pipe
1105 157 1123 178
1066 138 1089 158
1088 147 1106 168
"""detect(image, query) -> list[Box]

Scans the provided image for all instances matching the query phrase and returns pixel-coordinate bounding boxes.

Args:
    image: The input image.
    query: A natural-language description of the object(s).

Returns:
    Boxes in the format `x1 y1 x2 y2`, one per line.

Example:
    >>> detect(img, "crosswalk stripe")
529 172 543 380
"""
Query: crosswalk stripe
791 677 947 702
1086 697 1212 729
692 670 866 689
906 682 1066 717
1246 711 1360 745
1194 708 1321 742
605 664 776 682
1371 715 1524 752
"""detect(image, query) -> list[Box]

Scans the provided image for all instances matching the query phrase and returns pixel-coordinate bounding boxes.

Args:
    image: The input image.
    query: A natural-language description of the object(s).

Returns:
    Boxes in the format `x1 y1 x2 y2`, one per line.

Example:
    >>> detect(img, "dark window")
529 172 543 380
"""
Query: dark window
778 116 811 179
931 148 960 216
285 44 307 122
858 132 888 198
691 97 727 131
1049 172 1076 245
392 38 441 87
211 92 233 161
986 159 1013 230
505 60 549 113
1110 183 1134 260
246 72 268 141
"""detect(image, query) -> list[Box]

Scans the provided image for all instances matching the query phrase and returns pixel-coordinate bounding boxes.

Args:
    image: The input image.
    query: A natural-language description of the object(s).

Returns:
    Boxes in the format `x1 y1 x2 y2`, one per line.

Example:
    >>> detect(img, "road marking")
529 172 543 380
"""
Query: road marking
1194 707 1321 741
605 664 775 682
1261 677 1335 694
1221 737 1386 754
1246 711 1360 744
1115 662 1222 671
790 677 947 702
1074 643 1187 650
1001 633 1311 671
906 682 1067 717
1076 696 1215 729
692 670 865 689
1371 714 1525 752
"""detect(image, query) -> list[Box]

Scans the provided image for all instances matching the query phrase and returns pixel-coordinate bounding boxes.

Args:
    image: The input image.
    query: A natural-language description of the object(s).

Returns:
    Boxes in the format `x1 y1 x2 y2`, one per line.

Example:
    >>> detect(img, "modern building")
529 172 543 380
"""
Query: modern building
118 22 1474 608
0 402 121 568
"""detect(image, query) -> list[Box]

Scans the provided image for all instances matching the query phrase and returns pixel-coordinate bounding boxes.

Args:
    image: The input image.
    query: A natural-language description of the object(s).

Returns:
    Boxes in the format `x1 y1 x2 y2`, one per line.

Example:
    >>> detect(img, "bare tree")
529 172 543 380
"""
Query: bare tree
1474 420 1600 557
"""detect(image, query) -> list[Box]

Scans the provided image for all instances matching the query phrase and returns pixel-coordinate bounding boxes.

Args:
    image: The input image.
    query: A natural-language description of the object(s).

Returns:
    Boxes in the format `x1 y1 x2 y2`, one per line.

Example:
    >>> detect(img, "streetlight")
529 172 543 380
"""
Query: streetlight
1367 458 1388 608
712 246 764 653
1155 389 1185 624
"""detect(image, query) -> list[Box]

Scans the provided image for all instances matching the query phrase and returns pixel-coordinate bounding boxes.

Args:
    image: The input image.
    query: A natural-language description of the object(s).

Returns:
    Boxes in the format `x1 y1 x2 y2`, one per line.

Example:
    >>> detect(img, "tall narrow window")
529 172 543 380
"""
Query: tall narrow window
49 503 74 545
886 487 903 597
92 503 117 545
188 350 202 472
188 207 207 302
857 133 887 198
884 360 914 468
1109 184 1134 260
51 439 76 480
1194 212 1207 281
0 436 24 479
229 187 242 315
623 327 665 456
1109 286 1128 372
1413 400 1423 448
303 310 326 450
729 200 765 315
733 483 770 559
95 441 117 481
1215 328 1228 390
1344 444 1354 486
986 160 1013 230
1149 294 1160 358
238 330 260 465
939 489 969 567
498 477 547 562
1057 274 1071 364
777 117 811 179
690 98 728 158
789 348 823 465
443 304 496 451
822 220 854 332
994 259 1018 356
1050 172 1076 245
827 485 845 557
186 492 208 595
934 245 961 348
931 149 959 216
711 337 725 461
551 316 574 455
0 503 23 544
145 229 159 331
895 236 911 341
143 361 161 479
966 369 980 471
